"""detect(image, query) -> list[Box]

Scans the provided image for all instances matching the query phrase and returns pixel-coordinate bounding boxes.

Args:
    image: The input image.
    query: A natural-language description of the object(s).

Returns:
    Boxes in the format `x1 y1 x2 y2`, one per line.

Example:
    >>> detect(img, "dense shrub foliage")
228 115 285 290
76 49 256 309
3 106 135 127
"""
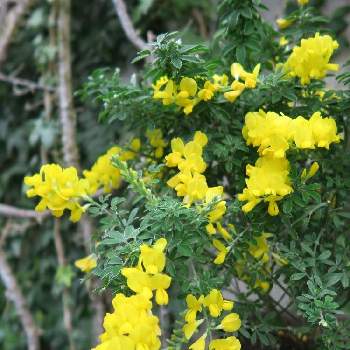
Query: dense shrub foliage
2 0 350 349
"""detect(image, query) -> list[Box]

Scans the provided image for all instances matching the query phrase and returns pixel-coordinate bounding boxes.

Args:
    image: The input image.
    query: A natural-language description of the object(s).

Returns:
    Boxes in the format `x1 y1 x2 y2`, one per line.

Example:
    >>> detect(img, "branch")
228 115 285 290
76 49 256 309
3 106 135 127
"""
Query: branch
192 8 208 39
111 0 148 51
57 0 80 169
0 72 55 92
0 203 49 220
0 225 41 350
53 219 76 350
0 0 35 65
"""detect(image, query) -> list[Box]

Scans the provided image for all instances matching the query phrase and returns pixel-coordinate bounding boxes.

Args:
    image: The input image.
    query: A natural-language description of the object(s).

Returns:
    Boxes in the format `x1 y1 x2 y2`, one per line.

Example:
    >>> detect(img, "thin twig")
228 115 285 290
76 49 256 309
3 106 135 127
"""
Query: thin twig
0 72 55 92
57 0 80 169
192 8 208 38
0 203 49 221
53 219 76 350
0 225 41 350
55 0 105 342
0 0 35 65
111 0 148 51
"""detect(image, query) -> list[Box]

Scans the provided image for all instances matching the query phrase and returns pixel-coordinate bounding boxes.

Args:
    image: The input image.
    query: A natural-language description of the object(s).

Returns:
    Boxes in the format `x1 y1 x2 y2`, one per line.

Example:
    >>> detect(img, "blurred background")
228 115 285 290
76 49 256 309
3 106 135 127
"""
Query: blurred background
0 1 349 349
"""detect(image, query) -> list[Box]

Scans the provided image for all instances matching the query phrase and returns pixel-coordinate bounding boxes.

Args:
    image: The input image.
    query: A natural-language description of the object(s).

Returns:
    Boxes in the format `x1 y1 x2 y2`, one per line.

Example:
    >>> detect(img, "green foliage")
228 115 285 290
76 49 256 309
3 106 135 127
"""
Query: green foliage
2 0 350 349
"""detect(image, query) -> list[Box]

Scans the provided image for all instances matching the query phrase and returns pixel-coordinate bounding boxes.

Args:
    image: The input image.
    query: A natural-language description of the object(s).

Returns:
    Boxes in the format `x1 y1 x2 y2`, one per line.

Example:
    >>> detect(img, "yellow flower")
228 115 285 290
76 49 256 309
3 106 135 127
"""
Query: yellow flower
309 112 340 149
238 156 293 216
243 110 293 158
153 76 177 105
279 36 288 46
138 238 167 274
168 172 209 205
265 195 281 216
74 255 97 273
237 188 262 213
146 129 167 158
213 239 229 265
231 63 246 81
205 186 226 228
212 74 229 89
298 0 309 5
223 89 243 103
189 334 207 350
175 77 199 115
242 64 260 89
198 80 217 101
121 268 171 305
121 238 171 305
284 33 339 85
83 146 122 194
276 18 294 29
302 161 320 181
248 233 271 263
243 156 292 197
203 289 233 318
24 164 88 222
220 313 241 332
185 294 204 322
121 138 142 161
216 223 232 241
165 132 207 174
130 138 141 152
292 116 315 149
209 336 241 350
224 62 260 103
121 267 153 298
93 293 161 350
254 279 270 292
183 319 204 340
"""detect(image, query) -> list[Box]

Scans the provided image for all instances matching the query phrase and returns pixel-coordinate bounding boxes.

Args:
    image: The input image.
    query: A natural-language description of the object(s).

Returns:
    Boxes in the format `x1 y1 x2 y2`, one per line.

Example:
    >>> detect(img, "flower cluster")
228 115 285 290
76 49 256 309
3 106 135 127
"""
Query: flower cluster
183 289 241 350
152 63 259 115
83 141 140 195
165 131 232 263
121 238 172 305
284 33 339 85
93 293 161 350
235 233 273 292
94 238 170 350
243 110 341 158
238 156 292 216
223 63 260 102
239 109 340 215
146 128 167 158
24 164 88 222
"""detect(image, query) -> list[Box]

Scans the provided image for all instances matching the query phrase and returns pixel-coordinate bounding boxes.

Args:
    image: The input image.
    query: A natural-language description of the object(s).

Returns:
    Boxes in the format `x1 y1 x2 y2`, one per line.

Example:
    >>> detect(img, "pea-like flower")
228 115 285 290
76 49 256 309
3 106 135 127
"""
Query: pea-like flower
24 164 88 222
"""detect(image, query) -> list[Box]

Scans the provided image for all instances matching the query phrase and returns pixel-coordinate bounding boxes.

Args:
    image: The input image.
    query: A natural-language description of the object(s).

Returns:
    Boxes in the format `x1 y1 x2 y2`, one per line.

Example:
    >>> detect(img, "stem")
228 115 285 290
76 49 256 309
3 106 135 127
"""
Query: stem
0 225 41 350
111 0 148 51
57 0 80 169
0 203 49 220
53 219 76 350
0 0 35 65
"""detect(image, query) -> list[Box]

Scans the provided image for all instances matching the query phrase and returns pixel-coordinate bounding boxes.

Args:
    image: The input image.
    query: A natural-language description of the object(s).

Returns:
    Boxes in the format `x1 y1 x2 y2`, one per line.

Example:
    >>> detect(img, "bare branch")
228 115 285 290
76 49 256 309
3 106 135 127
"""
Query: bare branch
0 72 55 92
57 0 79 169
111 0 148 51
0 203 49 220
0 224 41 350
192 8 208 39
53 219 76 350
55 1 105 342
0 0 35 65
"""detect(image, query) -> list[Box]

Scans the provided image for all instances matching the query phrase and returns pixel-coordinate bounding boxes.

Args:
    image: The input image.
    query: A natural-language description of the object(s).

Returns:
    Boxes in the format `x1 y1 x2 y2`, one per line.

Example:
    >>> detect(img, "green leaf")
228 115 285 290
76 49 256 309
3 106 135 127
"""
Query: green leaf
290 272 306 281
325 273 342 287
